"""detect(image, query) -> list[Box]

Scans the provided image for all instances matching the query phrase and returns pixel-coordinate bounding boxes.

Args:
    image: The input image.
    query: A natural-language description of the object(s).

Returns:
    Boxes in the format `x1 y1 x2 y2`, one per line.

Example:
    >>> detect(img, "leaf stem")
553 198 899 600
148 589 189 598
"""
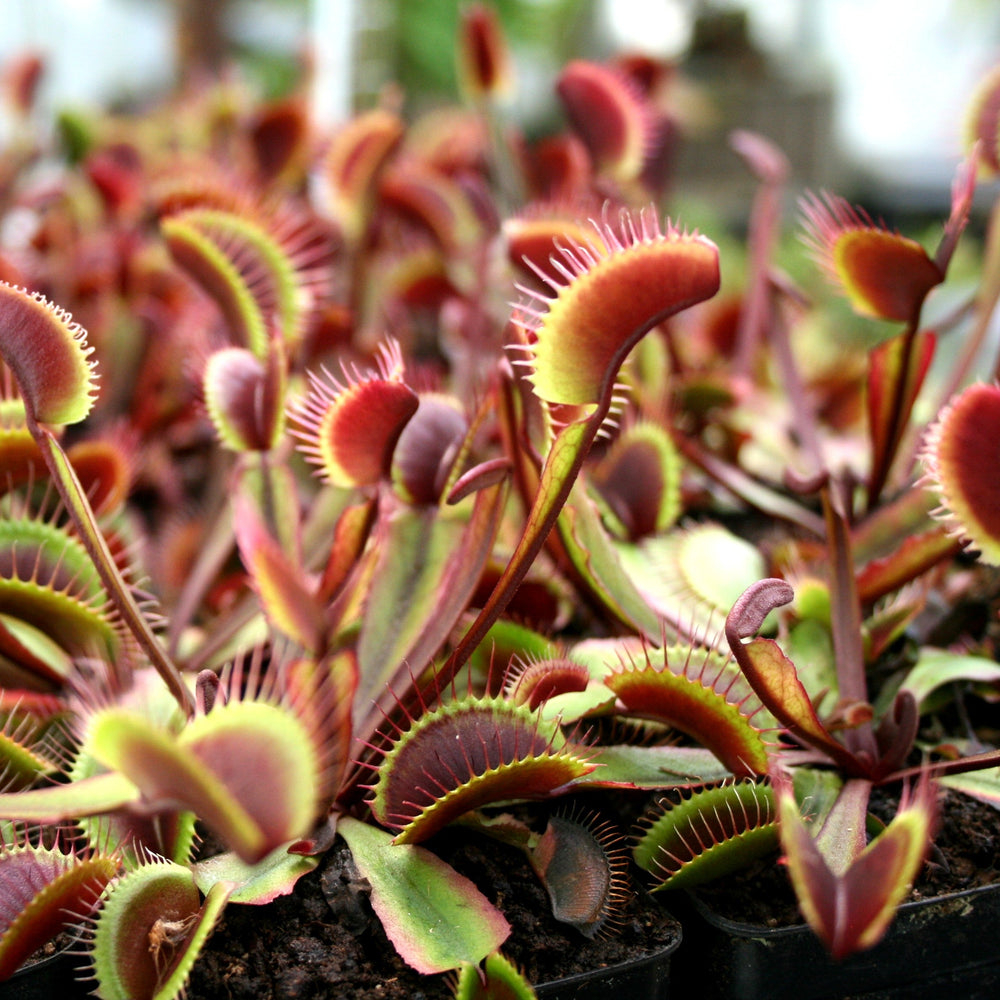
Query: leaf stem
822 480 876 762
442 402 606 676
28 414 195 716
866 320 918 511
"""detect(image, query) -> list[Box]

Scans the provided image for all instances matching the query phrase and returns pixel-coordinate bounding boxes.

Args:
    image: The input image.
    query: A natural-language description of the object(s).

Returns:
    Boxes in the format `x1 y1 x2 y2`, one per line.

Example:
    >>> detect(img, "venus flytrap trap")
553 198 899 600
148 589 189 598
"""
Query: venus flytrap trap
444 209 720 676
0 838 117 980
632 779 779 892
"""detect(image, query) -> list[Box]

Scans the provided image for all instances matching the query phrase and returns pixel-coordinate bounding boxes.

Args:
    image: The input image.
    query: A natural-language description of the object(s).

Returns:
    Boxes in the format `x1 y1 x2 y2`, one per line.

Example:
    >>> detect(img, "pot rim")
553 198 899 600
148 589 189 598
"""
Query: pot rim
534 924 681 994
686 878 1000 939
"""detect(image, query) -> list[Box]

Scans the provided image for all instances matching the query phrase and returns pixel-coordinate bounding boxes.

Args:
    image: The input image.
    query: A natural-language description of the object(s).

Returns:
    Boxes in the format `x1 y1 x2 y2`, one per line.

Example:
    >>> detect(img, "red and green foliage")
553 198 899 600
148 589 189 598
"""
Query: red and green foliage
2 7 1000 999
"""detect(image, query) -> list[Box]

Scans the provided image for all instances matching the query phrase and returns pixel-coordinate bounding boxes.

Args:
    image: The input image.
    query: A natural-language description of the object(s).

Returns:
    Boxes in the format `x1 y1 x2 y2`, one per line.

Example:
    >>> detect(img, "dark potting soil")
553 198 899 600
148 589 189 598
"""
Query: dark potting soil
695 786 1000 927
184 788 1000 998
185 828 680 1000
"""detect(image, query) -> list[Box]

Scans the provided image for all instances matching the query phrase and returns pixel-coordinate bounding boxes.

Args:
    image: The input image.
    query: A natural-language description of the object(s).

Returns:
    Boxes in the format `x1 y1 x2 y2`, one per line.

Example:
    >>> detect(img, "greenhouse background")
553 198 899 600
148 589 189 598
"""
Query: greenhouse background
1 0 999 223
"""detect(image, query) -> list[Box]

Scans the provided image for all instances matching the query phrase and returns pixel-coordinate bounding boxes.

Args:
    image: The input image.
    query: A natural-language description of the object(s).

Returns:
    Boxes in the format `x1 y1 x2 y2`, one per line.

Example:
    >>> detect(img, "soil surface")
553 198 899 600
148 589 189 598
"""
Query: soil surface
186 824 680 999
185 787 1000 998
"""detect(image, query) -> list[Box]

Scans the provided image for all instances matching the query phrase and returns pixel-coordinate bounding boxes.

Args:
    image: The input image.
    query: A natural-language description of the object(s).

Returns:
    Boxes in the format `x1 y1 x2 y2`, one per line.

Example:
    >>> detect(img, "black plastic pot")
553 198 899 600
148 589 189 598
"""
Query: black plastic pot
0 949 85 1000
3 925 682 1000
671 883 1000 1000
535 923 681 1000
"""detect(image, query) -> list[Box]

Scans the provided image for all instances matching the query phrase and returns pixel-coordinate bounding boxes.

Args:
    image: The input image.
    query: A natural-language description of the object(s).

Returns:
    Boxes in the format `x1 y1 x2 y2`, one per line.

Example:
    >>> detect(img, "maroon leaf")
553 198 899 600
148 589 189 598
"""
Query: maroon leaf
776 771 937 959
866 329 935 500
727 580 861 774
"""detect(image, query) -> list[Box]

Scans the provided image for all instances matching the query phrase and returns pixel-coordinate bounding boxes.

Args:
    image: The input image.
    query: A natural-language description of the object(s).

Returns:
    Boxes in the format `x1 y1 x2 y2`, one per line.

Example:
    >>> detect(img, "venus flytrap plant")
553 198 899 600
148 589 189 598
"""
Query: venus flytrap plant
444 208 720 677
800 152 974 508
653 141 1000 958
0 277 511 994
0 283 193 714
0 132 783 998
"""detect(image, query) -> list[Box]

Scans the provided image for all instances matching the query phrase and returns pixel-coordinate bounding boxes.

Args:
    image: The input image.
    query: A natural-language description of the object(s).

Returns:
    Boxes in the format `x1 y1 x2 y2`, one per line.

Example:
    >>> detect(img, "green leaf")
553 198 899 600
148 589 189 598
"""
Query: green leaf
0 613 73 687
468 620 560 679
901 649 1000 710
356 483 505 734
939 767 1000 807
556 481 664 636
0 771 139 823
782 618 837 713
792 767 844 830
536 682 616 724
192 844 318 904
578 744 732 789
337 816 510 975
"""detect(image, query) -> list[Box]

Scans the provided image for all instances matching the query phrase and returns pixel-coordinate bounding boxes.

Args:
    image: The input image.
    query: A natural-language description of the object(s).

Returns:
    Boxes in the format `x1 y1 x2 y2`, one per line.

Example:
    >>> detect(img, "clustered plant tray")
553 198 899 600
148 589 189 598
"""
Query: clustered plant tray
9 6 1000 999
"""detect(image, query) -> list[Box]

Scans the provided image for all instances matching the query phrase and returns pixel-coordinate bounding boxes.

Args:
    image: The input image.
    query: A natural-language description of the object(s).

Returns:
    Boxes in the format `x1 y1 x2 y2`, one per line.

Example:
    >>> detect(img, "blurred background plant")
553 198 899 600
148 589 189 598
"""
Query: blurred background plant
5 1 1000 218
